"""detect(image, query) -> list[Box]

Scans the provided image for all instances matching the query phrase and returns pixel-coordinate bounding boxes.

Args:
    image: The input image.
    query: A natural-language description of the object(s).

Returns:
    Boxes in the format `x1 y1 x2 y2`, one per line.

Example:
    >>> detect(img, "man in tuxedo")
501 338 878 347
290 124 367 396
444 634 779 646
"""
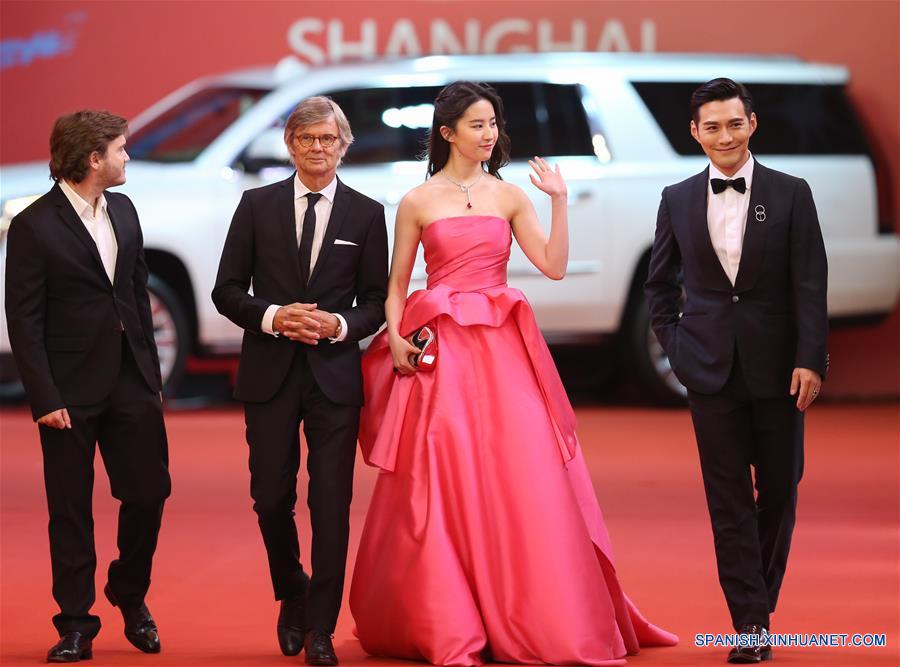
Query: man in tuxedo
644 79 828 664
5 111 171 662
212 96 387 665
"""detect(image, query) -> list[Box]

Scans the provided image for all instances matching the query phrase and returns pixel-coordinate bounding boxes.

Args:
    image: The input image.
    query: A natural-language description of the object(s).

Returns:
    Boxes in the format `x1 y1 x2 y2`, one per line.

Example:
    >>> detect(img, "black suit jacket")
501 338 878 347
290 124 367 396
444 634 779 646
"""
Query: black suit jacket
5 183 162 420
644 161 828 397
211 175 388 406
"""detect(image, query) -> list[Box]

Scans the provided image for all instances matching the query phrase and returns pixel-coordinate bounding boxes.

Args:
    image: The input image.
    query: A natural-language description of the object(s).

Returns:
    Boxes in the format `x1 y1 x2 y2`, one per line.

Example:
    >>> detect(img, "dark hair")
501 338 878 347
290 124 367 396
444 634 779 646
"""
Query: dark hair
690 78 754 123
49 110 128 183
426 81 510 179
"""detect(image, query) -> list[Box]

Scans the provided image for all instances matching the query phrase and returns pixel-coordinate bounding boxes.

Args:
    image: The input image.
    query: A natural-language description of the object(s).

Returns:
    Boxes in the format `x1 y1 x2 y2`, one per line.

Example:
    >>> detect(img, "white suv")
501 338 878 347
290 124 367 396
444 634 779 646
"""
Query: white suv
2 53 898 403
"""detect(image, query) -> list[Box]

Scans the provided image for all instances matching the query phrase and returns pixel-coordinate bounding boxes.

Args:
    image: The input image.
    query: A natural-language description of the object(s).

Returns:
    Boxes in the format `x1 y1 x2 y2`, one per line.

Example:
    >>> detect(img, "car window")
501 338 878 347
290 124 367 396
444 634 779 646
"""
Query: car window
129 86 269 162
331 87 438 164
329 84 548 164
632 82 870 156
491 83 542 159
333 82 594 164
538 84 596 157
240 82 595 171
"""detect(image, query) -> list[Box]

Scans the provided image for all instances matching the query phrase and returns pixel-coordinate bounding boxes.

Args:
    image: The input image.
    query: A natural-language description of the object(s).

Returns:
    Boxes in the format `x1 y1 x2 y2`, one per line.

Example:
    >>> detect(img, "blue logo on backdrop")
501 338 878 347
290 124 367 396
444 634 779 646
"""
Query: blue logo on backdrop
0 12 85 70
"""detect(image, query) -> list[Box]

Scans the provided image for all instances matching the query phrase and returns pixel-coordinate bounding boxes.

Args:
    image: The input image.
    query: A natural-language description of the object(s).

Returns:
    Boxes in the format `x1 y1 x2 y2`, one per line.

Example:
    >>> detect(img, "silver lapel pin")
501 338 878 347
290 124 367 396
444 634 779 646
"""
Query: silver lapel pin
754 204 766 222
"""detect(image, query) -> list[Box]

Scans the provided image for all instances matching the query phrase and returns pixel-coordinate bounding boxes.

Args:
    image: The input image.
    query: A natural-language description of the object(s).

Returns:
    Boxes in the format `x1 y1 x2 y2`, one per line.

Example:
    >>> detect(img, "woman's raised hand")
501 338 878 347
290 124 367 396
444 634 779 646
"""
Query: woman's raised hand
528 156 566 199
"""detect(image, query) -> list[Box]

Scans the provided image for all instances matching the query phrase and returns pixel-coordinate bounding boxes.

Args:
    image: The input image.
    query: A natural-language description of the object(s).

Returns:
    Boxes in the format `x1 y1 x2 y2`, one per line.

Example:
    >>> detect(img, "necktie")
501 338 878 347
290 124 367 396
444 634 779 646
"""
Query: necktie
711 177 747 194
298 192 322 286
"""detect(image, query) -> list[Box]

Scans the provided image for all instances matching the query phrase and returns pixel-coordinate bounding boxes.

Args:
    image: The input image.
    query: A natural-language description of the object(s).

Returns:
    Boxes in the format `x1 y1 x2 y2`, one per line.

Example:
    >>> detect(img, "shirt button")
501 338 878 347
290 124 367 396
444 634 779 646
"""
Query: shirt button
732 295 740 303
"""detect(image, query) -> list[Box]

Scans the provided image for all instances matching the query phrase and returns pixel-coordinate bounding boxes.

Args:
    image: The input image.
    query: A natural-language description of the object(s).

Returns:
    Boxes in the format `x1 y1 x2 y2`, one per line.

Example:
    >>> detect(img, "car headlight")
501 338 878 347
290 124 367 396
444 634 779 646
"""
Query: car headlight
0 195 40 241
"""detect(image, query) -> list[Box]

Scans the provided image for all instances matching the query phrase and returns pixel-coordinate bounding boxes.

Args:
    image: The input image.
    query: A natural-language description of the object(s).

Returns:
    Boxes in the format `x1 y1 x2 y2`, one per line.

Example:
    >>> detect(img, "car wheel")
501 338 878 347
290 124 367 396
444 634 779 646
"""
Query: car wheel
147 276 189 396
625 291 687 405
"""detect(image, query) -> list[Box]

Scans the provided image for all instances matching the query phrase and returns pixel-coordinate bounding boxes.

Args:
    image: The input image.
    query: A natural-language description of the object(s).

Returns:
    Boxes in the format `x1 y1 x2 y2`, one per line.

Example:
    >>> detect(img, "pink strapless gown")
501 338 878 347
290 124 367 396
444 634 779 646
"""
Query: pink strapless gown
350 216 676 666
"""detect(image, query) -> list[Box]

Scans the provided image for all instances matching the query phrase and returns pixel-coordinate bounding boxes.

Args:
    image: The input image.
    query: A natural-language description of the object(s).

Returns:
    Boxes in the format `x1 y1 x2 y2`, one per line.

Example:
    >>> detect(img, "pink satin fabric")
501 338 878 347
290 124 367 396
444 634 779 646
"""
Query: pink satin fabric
351 216 677 666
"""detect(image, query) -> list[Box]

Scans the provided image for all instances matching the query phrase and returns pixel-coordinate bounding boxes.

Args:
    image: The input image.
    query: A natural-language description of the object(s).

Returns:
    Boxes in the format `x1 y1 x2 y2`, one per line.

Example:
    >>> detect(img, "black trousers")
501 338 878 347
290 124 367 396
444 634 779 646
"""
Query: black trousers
38 341 170 638
245 349 359 634
687 353 803 630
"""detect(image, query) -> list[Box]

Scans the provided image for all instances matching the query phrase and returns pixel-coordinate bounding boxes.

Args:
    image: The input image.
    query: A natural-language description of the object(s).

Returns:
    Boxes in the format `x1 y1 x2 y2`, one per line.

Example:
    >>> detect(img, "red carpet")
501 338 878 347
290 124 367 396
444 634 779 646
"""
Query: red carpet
1 403 897 665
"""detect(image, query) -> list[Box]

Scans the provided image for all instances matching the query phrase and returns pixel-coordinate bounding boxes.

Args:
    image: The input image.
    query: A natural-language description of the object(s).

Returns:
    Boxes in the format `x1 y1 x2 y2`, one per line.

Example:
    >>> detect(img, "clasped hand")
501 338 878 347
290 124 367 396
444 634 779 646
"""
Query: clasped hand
274 303 338 345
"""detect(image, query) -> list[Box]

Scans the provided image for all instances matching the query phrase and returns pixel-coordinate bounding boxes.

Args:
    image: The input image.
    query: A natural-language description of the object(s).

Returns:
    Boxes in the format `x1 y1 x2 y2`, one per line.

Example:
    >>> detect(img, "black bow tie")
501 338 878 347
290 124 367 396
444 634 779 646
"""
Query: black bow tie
711 177 747 194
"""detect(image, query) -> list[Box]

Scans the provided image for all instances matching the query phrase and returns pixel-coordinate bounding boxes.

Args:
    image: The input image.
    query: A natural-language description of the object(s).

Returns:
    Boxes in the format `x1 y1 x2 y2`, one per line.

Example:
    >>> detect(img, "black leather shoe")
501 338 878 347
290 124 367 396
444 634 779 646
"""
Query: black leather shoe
277 593 306 656
47 632 92 662
304 630 338 666
727 624 772 663
104 583 161 653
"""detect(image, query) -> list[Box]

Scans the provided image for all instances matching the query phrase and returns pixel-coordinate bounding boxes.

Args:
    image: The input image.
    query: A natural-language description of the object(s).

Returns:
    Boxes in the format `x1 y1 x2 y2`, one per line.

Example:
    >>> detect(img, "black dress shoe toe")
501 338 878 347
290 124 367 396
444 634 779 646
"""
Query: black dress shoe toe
278 626 303 656
277 592 306 655
727 646 762 663
727 624 772 664
304 630 338 666
278 627 305 657
47 632 92 662
124 623 160 654
104 583 161 653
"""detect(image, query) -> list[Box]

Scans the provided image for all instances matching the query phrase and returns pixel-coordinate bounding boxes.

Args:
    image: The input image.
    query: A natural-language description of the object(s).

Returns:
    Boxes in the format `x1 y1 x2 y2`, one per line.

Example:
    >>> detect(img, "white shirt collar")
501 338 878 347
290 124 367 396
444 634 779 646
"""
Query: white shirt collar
293 174 338 203
59 179 107 218
709 152 754 189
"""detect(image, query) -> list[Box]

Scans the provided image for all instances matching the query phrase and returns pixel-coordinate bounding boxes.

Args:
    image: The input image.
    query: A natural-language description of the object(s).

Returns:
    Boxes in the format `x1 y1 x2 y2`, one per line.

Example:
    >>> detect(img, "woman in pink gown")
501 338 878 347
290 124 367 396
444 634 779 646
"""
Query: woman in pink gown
350 82 677 666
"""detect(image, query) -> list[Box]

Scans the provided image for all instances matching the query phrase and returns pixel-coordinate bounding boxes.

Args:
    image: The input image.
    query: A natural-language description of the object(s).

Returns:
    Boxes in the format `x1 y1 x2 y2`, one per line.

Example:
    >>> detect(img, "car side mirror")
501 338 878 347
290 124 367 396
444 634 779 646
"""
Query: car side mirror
239 128 292 173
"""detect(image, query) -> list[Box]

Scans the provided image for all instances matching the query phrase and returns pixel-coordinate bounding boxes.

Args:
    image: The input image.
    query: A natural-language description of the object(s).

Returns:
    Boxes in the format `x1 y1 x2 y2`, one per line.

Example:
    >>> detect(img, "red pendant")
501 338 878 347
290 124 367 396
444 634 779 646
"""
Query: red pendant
466 203 473 209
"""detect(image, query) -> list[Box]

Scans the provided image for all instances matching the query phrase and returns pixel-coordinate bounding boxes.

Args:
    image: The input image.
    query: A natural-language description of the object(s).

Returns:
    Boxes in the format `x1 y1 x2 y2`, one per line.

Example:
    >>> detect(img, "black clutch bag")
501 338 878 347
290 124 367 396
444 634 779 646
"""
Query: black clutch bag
407 325 437 371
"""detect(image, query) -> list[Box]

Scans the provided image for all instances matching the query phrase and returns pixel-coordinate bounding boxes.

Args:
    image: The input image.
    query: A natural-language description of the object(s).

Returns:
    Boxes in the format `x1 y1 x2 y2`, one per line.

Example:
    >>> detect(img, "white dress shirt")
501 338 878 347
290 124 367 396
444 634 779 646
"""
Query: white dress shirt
59 179 118 283
707 154 755 285
262 174 347 341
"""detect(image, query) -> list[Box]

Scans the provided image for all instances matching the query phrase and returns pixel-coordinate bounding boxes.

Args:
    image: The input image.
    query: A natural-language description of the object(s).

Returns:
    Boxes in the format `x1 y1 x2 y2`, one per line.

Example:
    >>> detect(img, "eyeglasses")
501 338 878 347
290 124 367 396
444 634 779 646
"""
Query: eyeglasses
295 133 338 148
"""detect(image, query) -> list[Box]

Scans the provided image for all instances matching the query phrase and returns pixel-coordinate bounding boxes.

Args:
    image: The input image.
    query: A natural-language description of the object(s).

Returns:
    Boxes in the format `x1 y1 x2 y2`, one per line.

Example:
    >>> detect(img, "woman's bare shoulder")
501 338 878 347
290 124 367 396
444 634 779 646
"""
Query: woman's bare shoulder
496 176 526 195
396 178 442 225
490 176 529 215
401 179 442 207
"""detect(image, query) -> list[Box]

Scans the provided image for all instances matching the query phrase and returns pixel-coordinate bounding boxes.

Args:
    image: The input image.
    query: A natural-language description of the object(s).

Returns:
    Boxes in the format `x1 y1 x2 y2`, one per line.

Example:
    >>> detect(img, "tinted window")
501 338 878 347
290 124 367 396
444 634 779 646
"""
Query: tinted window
329 83 547 164
492 83 542 158
539 84 595 157
129 87 269 162
329 86 439 164
633 82 869 156
248 82 595 168
332 83 593 164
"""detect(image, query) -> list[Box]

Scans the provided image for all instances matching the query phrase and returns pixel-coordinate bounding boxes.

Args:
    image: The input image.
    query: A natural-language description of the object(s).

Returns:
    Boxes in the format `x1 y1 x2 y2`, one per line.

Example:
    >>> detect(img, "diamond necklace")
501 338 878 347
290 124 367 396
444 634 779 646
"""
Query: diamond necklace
441 169 484 209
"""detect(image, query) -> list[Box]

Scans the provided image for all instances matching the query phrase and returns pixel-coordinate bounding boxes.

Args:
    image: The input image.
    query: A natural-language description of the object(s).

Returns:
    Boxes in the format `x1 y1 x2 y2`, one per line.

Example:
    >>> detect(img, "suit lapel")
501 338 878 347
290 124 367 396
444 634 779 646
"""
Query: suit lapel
733 161 769 291
307 177 349 288
52 183 109 283
278 174 304 289
687 167 732 289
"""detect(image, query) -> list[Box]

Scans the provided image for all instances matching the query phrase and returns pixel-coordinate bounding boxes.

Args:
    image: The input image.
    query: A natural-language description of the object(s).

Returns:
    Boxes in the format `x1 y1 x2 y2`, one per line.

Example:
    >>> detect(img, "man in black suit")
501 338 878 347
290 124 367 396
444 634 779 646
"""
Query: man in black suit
5 111 171 662
645 79 828 664
212 96 387 665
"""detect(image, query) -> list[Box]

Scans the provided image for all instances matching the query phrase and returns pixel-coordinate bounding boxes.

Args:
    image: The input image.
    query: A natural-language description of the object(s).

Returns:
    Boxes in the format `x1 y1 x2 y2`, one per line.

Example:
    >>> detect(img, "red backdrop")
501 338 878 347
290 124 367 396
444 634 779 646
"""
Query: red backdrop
2 0 897 395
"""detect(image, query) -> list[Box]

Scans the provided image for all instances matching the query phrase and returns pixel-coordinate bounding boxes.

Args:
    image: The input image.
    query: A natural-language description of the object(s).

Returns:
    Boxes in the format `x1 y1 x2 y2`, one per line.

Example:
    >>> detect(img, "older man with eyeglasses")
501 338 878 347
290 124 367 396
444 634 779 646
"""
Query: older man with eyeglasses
212 97 388 665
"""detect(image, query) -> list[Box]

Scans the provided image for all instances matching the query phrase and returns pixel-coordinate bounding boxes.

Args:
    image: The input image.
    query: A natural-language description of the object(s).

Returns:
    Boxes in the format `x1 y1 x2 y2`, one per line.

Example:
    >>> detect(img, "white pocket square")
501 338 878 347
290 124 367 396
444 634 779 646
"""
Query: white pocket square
334 239 358 246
